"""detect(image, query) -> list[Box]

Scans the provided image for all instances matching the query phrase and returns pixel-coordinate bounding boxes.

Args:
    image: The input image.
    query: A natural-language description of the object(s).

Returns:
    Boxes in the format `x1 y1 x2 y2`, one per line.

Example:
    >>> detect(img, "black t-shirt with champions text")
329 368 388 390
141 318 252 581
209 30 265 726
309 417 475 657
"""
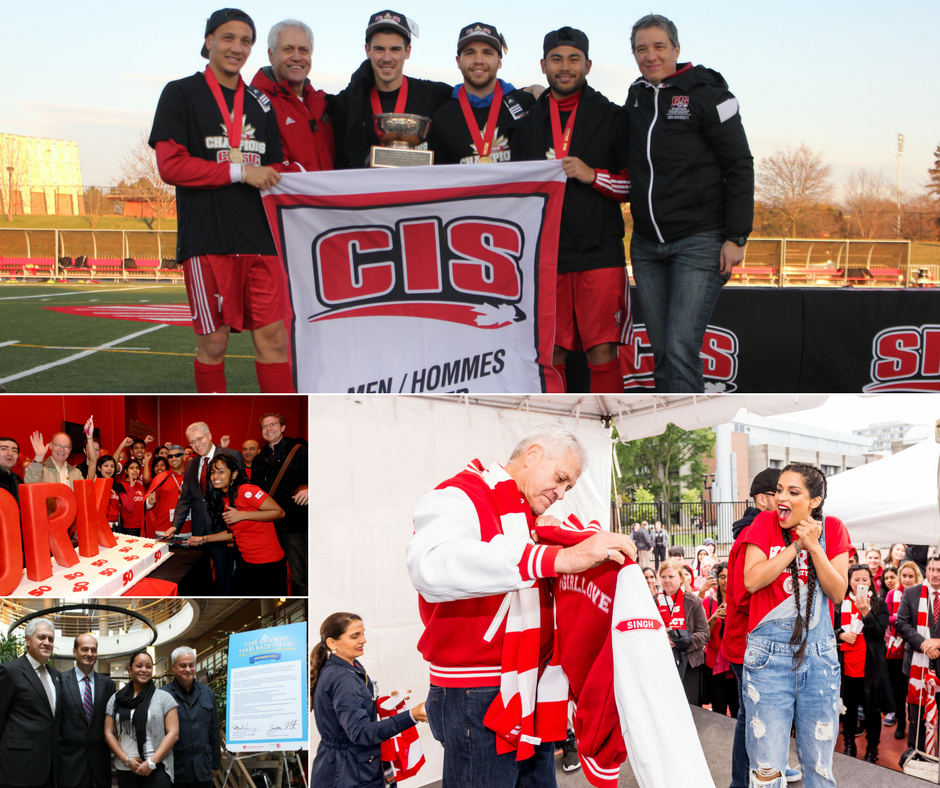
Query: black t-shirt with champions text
149 72 283 261
428 88 536 165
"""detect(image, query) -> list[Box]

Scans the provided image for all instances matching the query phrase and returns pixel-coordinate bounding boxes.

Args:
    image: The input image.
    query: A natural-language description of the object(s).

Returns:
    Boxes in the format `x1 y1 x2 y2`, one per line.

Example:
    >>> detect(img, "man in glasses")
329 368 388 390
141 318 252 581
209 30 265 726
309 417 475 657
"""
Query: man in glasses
24 421 97 488
166 422 242 593
145 445 189 538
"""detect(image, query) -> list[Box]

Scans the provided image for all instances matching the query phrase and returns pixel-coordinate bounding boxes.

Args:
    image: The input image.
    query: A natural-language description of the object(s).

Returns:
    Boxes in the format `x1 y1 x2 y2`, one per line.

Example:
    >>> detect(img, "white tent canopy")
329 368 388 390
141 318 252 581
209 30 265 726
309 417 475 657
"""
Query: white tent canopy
311 394 829 785
826 437 940 545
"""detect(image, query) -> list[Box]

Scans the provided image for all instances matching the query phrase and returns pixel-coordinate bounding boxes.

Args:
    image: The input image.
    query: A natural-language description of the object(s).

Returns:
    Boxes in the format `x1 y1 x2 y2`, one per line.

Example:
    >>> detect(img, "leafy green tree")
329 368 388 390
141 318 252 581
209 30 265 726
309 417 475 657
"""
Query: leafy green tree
616 424 714 502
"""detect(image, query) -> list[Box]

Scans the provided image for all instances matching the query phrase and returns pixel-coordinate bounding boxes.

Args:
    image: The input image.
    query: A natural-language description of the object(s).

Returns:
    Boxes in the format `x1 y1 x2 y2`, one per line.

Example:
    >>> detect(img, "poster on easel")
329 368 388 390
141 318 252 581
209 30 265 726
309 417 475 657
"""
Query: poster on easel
225 622 308 751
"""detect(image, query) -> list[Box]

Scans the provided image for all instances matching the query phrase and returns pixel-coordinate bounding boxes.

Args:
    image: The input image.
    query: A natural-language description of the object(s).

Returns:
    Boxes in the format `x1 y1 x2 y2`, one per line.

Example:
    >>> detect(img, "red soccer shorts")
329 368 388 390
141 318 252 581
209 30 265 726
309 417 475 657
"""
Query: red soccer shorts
554 266 631 352
183 254 288 335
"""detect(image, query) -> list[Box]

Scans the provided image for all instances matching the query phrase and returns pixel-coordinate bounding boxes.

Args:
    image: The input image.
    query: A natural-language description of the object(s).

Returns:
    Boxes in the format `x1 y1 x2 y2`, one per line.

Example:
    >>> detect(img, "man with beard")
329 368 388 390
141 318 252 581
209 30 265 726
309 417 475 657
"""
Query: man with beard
145 445 189 538
514 28 630 394
0 437 22 506
428 23 535 165
251 19 334 171
331 10 452 168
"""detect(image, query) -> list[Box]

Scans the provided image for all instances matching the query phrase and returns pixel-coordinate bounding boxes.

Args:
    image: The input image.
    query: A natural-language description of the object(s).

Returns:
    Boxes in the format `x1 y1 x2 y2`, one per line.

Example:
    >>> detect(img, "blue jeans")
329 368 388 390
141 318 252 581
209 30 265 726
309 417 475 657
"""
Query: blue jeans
730 661 747 788
630 230 728 392
743 628 840 787
426 685 556 788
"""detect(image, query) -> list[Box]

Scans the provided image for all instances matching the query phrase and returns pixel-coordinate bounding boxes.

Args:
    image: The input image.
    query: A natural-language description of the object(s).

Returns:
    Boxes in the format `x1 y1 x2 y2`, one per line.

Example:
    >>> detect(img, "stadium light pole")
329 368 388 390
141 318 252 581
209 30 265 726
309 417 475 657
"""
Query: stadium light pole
896 133 904 237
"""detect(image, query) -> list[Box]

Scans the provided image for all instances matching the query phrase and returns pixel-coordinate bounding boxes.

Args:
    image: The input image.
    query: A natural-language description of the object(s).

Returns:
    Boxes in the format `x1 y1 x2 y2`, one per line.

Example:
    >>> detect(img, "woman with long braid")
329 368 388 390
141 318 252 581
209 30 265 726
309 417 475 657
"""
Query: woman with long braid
741 463 851 788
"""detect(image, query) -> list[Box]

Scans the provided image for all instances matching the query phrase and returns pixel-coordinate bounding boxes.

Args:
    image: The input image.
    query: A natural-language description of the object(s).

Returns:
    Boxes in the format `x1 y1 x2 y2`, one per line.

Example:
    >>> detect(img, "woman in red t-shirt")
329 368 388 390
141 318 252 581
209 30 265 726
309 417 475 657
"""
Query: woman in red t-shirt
96 454 123 530
702 561 738 718
118 459 146 535
188 454 287 595
741 463 850 788
836 564 892 762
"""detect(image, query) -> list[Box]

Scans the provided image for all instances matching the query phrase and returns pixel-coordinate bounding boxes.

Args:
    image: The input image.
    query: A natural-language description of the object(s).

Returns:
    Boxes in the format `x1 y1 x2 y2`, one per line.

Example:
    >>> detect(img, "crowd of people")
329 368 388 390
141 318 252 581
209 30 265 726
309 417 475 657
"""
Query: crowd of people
149 7 753 393
0 411 308 596
0 619 219 788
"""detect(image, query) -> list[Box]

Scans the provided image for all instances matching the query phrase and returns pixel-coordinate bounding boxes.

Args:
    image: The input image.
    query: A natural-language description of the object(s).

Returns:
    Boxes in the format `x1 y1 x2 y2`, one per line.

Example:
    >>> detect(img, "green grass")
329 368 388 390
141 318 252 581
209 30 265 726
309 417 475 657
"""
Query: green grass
0 283 258 392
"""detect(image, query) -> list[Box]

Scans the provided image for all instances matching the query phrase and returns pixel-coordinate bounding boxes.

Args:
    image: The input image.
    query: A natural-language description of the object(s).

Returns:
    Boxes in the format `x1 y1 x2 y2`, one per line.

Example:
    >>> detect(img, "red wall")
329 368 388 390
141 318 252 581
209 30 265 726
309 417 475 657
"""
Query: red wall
2 396 308 475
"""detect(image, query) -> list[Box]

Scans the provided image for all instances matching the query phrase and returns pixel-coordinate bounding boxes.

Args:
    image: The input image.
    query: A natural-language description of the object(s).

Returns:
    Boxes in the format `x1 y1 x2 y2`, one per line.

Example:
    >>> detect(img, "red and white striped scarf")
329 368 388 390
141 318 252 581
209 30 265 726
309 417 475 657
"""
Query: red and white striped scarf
466 460 568 761
377 695 425 780
907 584 940 755
885 587 905 659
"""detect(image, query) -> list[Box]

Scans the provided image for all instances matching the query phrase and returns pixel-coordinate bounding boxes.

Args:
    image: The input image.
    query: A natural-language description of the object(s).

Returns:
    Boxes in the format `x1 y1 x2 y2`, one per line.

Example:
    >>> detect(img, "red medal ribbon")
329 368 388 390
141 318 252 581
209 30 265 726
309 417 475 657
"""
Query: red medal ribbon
204 66 245 155
457 81 504 159
548 93 581 159
370 75 409 116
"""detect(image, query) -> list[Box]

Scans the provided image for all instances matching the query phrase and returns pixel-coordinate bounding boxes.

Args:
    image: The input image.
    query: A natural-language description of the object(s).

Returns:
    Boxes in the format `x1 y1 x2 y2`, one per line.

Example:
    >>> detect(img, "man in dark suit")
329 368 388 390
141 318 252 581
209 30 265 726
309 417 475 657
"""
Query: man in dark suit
895 555 940 750
166 421 242 594
57 634 116 788
0 618 61 788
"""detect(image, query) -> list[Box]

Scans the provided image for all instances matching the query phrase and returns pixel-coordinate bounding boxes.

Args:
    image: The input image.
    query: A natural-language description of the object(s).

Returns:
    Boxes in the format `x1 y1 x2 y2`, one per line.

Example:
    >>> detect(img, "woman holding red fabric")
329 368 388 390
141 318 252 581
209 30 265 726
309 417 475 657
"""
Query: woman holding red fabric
118 459 146 535
885 561 923 739
836 564 893 762
188 454 287 594
702 561 738 717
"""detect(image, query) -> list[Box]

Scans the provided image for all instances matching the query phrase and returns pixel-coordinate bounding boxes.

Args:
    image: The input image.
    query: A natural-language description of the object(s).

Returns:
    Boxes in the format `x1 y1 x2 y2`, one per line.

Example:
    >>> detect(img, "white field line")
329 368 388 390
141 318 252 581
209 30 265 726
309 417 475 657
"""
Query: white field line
0 324 170 384
0 285 157 301
0 341 21 348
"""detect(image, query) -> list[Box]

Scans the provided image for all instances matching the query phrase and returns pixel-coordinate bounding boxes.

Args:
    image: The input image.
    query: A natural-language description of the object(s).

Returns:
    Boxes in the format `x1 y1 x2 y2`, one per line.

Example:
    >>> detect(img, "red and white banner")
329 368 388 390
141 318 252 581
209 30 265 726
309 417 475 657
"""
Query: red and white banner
263 162 567 393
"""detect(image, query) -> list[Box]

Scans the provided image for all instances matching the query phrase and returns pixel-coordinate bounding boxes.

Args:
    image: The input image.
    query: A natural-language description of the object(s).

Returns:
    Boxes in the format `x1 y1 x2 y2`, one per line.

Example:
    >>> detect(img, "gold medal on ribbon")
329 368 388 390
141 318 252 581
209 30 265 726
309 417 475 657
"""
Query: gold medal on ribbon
229 148 243 164
477 155 493 164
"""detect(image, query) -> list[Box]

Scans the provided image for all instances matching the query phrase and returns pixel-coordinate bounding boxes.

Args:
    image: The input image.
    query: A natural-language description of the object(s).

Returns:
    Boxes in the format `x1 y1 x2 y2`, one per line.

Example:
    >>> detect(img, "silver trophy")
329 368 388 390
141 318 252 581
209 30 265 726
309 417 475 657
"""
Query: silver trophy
370 113 434 167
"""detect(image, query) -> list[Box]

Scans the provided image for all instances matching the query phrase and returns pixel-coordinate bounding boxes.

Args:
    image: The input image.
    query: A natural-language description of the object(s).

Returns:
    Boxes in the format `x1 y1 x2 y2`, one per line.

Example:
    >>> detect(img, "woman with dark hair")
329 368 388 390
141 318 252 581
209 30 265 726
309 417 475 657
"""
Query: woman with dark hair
741 463 851 788
642 566 659 596
104 650 179 788
312 613 427 787
119 459 146 535
702 561 738 717
884 560 923 739
886 543 907 571
836 564 892 762
96 454 124 531
143 457 169 538
878 567 898 600
186 454 287 595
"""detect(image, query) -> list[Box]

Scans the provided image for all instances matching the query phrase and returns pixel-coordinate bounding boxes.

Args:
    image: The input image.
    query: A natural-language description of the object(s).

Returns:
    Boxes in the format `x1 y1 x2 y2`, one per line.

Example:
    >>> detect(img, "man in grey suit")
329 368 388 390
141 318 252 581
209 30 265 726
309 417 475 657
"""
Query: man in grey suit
0 618 61 788
57 634 116 788
166 421 243 594
895 555 940 751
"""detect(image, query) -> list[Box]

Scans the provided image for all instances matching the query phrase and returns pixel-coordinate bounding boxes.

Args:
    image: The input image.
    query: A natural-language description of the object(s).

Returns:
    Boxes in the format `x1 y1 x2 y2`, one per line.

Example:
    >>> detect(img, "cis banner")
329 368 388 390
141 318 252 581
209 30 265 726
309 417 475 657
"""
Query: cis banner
263 162 567 393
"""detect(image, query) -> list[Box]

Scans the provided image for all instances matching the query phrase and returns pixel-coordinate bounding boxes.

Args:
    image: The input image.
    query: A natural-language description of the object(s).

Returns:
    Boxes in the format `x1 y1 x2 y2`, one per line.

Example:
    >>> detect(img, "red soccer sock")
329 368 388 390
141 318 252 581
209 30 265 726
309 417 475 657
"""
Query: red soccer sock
553 363 568 392
255 360 295 393
588 357 623 393
193 359 226 393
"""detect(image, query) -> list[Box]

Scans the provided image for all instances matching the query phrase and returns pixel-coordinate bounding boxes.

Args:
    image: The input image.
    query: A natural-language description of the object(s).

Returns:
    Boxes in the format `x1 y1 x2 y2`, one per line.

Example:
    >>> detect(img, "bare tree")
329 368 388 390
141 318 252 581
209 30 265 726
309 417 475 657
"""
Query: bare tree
82 186 113 229
116 129 176 231
841 168 895 239
756 143 833 238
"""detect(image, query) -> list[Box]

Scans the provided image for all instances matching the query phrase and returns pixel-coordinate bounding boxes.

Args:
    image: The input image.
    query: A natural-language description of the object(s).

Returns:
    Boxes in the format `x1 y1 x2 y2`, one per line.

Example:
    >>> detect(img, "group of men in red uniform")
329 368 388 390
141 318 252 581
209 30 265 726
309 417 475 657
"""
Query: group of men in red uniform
150 8 641 394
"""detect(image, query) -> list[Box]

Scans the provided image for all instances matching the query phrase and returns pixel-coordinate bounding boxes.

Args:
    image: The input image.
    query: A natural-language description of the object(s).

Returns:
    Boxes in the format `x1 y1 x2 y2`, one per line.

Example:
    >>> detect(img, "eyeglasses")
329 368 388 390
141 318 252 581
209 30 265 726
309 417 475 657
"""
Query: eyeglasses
189 434 208 446
167 453 183 459
51 442 71 451
261 423 280 431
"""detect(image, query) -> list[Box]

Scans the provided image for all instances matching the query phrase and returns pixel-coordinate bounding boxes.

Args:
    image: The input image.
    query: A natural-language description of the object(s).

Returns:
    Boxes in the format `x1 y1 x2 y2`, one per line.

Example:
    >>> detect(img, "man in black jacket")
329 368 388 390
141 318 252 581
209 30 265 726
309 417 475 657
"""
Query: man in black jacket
0 619 61 788
161 647 220 788
514 27 631 394
0 437 22 506
331 10 452 168
254 412 308 595
57 634 116 788
625 14 753 393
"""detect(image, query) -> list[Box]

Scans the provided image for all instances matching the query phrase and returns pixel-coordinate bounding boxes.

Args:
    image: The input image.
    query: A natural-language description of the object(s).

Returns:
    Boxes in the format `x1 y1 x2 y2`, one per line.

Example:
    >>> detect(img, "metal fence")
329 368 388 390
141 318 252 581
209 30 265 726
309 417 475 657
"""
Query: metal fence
0 226 177 260
616 501 750 555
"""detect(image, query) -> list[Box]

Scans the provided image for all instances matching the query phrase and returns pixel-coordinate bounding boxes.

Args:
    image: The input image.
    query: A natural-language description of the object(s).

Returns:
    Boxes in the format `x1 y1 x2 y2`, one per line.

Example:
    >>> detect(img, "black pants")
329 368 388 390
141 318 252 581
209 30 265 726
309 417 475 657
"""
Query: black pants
234 557 288 596
653 544 667 570
841 674 880 748
116 764 172 788
702 665 739 717
887 658 907 732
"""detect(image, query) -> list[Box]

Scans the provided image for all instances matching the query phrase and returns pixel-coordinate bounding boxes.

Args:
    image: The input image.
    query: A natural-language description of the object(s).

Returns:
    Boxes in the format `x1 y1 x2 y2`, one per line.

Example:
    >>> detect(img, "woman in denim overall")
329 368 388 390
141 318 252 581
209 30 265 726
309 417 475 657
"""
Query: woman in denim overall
741 464 851 788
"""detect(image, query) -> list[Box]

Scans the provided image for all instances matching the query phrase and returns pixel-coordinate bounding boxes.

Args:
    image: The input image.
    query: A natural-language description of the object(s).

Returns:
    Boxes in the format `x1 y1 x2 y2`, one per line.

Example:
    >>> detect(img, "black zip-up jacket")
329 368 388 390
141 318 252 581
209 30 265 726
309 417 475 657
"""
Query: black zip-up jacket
513 83 629 273
625 63 753 245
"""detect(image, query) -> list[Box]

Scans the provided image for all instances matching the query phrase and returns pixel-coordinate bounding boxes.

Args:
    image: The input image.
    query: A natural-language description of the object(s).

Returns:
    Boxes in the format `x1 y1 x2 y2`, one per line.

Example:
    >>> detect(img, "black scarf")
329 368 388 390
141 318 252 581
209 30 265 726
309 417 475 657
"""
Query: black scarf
113 680 155 762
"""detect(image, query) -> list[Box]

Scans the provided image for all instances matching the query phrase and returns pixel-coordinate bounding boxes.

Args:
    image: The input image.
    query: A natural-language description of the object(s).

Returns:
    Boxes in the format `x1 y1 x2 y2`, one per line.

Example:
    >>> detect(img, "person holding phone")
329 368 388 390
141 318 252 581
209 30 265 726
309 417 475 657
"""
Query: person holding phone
835 564 892 761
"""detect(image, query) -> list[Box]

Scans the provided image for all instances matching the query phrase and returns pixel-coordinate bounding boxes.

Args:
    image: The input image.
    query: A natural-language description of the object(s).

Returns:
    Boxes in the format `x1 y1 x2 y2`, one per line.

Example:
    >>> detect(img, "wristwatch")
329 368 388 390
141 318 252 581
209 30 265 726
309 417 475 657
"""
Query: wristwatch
124 758 131 767
147 760 157 771
726 235 748 247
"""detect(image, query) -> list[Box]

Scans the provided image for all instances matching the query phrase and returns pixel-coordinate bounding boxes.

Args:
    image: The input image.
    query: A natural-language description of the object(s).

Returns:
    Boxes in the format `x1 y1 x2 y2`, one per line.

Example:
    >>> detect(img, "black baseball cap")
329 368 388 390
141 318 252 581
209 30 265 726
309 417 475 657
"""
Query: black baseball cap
457 23 508 55
543 27 589 60
201 8 256 59
750 468 781 498
366 10 415 43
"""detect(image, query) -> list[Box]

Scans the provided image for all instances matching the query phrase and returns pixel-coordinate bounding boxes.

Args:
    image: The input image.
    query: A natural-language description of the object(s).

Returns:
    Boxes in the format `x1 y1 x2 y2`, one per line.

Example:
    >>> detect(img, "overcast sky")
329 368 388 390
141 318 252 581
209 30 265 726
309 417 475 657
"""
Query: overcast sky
2 0 938 192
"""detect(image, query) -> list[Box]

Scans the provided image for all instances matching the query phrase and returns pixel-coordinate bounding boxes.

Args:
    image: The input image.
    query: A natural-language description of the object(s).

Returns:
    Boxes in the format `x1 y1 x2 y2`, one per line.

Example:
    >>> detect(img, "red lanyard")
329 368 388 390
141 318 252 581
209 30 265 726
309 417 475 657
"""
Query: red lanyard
549 94 580 159
370 76 409 116
457 82 503 161
204 66 245 162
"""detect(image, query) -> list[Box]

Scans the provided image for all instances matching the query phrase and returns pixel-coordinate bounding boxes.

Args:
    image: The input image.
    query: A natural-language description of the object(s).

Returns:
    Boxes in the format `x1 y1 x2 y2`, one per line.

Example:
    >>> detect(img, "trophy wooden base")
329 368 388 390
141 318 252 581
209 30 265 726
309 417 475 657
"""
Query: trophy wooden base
370 146 434 168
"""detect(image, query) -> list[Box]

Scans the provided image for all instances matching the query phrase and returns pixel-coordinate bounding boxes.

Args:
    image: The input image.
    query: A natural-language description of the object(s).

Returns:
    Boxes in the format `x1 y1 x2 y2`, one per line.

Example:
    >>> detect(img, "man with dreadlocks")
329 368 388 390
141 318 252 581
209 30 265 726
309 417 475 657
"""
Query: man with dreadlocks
740 463 851 788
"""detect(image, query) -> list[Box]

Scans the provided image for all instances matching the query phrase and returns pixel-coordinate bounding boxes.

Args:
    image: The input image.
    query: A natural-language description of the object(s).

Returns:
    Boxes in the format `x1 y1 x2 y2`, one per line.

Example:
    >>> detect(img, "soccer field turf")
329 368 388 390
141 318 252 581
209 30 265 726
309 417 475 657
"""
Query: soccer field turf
0 283 261 392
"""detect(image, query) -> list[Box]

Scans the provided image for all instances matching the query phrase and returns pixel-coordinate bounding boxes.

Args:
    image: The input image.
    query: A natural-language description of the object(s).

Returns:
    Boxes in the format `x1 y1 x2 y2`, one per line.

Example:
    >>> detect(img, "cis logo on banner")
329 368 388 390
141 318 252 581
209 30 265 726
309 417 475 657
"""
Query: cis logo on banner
866 325 940 392
620 324 740 391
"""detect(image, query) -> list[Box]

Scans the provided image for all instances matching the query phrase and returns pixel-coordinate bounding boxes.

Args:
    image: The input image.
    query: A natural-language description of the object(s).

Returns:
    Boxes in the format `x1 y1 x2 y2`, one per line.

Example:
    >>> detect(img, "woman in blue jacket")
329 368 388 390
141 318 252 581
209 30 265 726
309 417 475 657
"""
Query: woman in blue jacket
312 612 427 787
